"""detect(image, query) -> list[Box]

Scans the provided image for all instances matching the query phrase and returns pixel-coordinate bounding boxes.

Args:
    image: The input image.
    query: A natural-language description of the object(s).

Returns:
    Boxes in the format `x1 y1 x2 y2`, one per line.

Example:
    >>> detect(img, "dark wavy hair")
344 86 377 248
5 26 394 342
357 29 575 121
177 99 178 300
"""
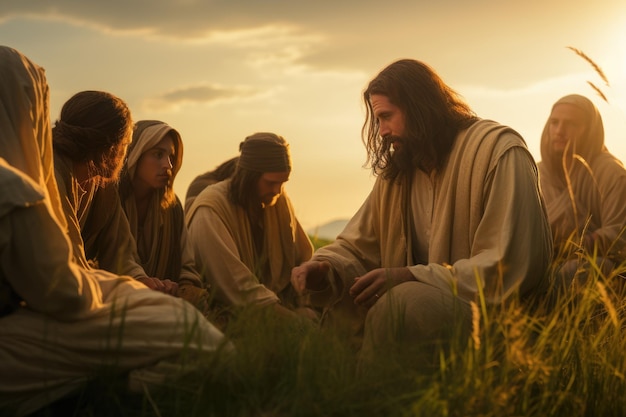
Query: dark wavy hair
362 59 477 180
52 90 132 185
229 164 262 210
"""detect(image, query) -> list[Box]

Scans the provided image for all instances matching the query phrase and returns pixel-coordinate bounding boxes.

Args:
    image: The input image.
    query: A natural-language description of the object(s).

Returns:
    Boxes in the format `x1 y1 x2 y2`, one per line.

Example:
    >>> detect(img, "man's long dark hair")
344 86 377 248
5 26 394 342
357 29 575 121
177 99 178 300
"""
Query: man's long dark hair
229 166 262 211
362 59 477 180
52 90 132 185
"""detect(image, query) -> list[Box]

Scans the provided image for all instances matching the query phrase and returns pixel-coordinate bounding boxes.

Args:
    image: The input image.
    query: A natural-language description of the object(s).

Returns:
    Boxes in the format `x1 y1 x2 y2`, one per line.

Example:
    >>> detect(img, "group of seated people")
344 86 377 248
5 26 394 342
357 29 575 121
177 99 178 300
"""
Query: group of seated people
1 46 625 415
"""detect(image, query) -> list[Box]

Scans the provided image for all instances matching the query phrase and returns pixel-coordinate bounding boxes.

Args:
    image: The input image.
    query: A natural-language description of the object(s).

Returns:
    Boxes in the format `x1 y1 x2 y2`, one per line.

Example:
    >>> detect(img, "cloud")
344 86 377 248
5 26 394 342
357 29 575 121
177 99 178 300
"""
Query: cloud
2 0 624 87
0 1 343 40
142 83 264 112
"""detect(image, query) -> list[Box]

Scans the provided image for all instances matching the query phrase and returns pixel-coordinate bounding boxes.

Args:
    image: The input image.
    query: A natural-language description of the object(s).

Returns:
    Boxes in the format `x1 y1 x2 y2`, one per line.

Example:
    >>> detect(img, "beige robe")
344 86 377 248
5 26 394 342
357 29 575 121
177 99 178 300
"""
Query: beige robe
0 46 226 417
538 94 626 263
315 119 552 309
186 179 313 308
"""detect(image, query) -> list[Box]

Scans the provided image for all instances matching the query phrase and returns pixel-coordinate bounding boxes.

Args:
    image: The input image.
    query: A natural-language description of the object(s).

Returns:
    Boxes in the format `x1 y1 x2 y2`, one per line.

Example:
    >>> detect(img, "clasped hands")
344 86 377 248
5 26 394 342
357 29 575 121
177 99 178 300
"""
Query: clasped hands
291 261 413 307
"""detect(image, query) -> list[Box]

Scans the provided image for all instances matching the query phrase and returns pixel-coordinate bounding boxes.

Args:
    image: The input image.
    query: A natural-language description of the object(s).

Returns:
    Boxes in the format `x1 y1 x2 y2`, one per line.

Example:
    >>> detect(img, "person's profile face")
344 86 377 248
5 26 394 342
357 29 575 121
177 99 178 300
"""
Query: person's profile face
370 94 406 152
256 171 289 207
135 134 175 191
548 103 586 155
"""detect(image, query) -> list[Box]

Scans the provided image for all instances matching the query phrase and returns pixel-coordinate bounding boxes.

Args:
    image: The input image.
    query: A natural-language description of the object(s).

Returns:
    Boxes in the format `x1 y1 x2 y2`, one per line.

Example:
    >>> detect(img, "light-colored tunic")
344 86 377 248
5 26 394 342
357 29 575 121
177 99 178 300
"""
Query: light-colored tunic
0 46 226 417
186 179 313 308
313 120 552 336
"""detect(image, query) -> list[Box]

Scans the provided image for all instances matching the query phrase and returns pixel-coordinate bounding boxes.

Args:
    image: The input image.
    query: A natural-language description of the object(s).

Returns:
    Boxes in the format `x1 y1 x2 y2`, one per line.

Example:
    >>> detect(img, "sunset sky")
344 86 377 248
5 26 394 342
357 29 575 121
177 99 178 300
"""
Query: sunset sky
1 1 625 231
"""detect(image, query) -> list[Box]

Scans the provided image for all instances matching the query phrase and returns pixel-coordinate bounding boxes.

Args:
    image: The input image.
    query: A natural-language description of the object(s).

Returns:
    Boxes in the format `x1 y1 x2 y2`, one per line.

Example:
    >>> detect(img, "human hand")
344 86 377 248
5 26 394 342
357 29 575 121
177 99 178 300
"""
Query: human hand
291 260 332 294
137 276 179 295
349 267 413 307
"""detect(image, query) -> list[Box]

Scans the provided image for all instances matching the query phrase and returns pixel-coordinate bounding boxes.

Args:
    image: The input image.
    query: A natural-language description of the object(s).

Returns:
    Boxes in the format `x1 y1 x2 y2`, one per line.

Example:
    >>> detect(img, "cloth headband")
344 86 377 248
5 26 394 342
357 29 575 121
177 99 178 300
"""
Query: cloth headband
237 132 291 173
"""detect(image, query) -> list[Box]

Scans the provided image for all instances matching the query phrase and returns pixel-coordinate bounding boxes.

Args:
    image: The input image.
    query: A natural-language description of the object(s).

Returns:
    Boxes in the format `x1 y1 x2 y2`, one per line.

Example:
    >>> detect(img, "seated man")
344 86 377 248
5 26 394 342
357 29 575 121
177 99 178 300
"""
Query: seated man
0 45 226 417
52 90 179 294
186 133 315 324
291 59 553 361
538 94 626 287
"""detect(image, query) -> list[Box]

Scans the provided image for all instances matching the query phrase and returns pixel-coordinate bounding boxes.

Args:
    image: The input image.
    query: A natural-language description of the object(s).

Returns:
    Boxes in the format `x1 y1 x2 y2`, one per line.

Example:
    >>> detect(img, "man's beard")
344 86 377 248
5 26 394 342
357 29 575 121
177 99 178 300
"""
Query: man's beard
260 193 280 208
385 135 416 174
99 162 123 184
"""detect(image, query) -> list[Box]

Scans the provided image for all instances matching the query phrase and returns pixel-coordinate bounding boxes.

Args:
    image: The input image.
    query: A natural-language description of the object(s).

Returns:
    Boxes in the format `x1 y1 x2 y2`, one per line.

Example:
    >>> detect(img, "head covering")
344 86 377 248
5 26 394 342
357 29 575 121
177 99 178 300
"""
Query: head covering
119 119 183 215
538 94 626 259
237 132 291 173
0 46 65 225
539 94 606 181
126 120 183 182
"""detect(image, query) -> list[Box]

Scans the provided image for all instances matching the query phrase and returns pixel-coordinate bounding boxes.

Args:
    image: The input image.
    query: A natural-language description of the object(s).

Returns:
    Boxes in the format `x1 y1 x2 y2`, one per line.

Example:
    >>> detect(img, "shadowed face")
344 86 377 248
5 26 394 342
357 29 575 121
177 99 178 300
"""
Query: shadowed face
134 134 175 191
256 171 289 207
548 103 586 155
370 94 406 152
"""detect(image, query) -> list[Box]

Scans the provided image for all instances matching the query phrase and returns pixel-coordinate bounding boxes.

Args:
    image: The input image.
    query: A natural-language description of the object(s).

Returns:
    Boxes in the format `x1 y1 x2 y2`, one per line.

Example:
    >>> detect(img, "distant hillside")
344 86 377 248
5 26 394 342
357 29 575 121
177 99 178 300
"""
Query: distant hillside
307 219 349 241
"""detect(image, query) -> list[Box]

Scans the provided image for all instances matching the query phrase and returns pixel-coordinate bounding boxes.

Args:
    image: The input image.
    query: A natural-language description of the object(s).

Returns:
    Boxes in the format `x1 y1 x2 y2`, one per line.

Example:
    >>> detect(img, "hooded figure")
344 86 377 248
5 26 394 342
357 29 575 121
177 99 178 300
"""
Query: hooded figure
0 46 226 416
538 94 626 283
118 120 209 310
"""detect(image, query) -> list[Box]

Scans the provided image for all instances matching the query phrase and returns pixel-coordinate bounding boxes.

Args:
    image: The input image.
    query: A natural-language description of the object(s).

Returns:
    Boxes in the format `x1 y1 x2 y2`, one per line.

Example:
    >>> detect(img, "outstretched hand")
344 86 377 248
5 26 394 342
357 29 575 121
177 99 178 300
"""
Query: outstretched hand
291 260 332 294
349 267 413 307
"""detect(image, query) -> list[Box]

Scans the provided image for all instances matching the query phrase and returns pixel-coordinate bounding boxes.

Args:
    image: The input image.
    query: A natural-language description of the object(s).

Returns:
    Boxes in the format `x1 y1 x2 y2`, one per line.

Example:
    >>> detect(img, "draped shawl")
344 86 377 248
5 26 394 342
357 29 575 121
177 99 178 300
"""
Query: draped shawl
186 179 313 306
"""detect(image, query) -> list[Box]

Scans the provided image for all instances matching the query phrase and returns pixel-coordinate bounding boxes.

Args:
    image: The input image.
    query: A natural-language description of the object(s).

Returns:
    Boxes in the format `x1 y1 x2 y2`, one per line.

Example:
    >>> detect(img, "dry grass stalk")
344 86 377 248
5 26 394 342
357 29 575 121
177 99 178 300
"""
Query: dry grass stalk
567 46 610 103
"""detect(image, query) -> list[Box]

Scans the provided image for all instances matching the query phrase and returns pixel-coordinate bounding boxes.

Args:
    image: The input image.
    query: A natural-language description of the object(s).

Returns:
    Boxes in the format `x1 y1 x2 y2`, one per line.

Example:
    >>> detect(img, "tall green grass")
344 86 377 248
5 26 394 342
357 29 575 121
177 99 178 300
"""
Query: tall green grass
38 244 626 417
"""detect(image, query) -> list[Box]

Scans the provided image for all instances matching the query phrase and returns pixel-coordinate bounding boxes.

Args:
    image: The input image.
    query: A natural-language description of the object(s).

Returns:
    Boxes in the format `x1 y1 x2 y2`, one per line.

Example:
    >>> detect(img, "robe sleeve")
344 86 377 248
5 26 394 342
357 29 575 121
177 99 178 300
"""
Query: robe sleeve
178 224 204 288
407 147 552 302
590 159 626 258
188 205 279 307
312 191 382 301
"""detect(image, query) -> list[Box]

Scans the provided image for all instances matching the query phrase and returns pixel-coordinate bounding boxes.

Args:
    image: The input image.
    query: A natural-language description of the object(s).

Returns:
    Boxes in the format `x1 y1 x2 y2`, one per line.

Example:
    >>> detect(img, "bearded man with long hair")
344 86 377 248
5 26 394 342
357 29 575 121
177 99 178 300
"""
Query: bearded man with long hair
292 59 553 362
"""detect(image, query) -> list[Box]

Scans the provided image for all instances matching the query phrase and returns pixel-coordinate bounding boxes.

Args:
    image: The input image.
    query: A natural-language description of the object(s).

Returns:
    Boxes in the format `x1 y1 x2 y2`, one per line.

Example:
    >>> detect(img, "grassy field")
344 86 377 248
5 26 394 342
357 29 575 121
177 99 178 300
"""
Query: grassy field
34 238 626 417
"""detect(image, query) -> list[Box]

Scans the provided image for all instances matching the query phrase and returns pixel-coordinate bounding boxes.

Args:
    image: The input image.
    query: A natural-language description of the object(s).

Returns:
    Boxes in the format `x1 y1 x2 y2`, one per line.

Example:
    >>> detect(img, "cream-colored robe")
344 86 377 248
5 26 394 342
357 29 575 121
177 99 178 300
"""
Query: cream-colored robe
315 119 552 307
0 46 226 417
186 179 313 308
538 94 626 262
